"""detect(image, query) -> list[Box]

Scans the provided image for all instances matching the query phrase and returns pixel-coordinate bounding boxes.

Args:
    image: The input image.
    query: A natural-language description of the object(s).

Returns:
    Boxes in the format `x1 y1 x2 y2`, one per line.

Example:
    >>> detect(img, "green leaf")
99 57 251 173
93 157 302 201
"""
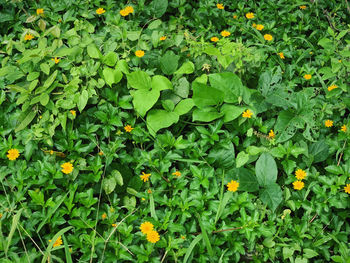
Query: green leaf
159 51 179 75
103 67 122 87
283 247 295 260
148 19 162 29
220 104 244 122
174 99 194 116
132 89 160 117
102 52 118 66
183 235 203 263
15 110 36 132
236 151 249 168
40 63 50 75
87 43 101 59
275 110 298 143
151 75 173 91
263 237 275 248
175 61 195 75
196 213 214 258
113 170 123 186
192 82 224 108
256 153 278 187
192 107 223 122
5 209 23 256
309 141 329 163
237 168 259 192
209 72 244 103
77 90 88 112
146 110 179 135
303 249 318 259
260 183 283 211
42 70 58 91
103 176 116 194
151 0 168 17
208 140 235 168
40 93 50 106
127 71 151 90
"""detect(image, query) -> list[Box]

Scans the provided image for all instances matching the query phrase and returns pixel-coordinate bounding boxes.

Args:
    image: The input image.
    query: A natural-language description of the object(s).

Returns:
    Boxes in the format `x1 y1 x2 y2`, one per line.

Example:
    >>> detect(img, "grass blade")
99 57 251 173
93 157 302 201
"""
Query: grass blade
196 213 214 258
62 234 73 263
183 235 202 263
149 193 158 220
5 208 23 257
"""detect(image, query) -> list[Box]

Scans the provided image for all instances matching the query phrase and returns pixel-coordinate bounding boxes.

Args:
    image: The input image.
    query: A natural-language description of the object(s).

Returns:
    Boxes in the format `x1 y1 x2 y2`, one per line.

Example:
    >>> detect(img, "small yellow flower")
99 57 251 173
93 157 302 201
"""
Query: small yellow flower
102 213 107 220
0 213 2 219
124 125 134 132
278 52 285 59
7 149 20 161
252 23 257 28
340 125 347 132
339 60 342 63
141 197 146 201
309 51 313 55
293 180 304 190
120 9 129 16
325 120 333 127
135 50 145 58
303 74 312 80
49 236 63 248
112 223 117 227
160 36 167 41
227 180 239 192
233 15 237 19
58 18 62 23
125 6 134 14
246 12 255 19
24 34 34 41
52 57 60 64
264 34 273 41
36 8 44 15
172 170 181 177
242 109 253 118
140 172 151 182
210 36 219 42
96 8 106 15
344 184 350 194
181 235 186 239
70 110 76 116
217 3 224 9
61 162 73 174
220 30 230 37
268 130 275 138
299 5 307 10
295 169 307 180
140 221 154 234
146 230 160 243
147 189 152 194
327 84 338 91
256 24 264 31
50 150 54 155
98 151 104 156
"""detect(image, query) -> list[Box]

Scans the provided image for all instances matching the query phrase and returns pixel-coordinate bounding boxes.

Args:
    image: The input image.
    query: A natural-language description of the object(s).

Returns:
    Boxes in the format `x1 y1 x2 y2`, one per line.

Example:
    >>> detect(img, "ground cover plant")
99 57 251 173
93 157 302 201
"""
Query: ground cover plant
0 0 350 262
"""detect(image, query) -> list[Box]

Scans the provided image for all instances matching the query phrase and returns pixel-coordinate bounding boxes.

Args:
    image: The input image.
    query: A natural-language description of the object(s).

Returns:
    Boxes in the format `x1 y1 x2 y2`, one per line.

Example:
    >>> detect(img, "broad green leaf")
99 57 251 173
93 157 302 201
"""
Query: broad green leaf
151 75 172 91
127 31 141 41
309 141 329 163
40 93 50 106
236 151 249 168
148 19 162 29
77 90 88 112
132 89 160 117
15 110 36 132
208 140 235 168
283 247 295 260
42 70 58 90
112 170 123 186
103 67 122 87
256 153 278 187
260 183 282 211
275 110 298 143
103 176 116 194
192 107 223 122
146 110 179 135
151 0 168 17
40 63 50 75
209 72 244 103
175 61 195 75
183 235 202 263
303 249 318 259
102 52 118 66
159 51 179 75
127 71 151 90
192 82 224 108
116 60 129 74
221 104 244 122
174 99 194 116
237 168 259 192
87 43 101 59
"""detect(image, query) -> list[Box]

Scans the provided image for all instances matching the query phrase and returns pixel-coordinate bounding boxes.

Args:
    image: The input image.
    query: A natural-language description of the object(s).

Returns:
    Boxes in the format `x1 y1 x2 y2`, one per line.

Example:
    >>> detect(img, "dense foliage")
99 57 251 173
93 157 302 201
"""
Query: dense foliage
0 0 350 262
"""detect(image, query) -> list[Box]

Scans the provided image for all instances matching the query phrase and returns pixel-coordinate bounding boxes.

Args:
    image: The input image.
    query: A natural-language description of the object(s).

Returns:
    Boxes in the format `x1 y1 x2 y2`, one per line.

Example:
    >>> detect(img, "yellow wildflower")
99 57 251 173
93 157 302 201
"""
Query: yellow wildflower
303 74 312 80
233 15 237 19
172 170 181 177
120 9 129 16
264 34 273 41
7 149 20 161
295 169 307 180
221 30 230 37
24 34 34 41
246 12 255 19
140 221 154 234
293 180 304 190
52 57 60 64
146 230 160 243
278 52 285 59
102 213 107 220
160 36 167 41
344 184 350 194
268 130 275 138
242 109 253 118
49 236 63 248
147 189 152 194
256 24 264 31
125 6 134 14
227 180 239 192
98 151 104 156
135 50 145 58
140 172 151 182
325 120 333 127
299 5 307 10
36 8 44 15
112 223 117 227
61 162 73 174
217 3 224 9
181 235 186 239
211 37 219 42
340 125 347 132
327 84 338 91
70 110 76 116
124 125 134 132
0 213 2 219
252 23 257 28
96 8 106 15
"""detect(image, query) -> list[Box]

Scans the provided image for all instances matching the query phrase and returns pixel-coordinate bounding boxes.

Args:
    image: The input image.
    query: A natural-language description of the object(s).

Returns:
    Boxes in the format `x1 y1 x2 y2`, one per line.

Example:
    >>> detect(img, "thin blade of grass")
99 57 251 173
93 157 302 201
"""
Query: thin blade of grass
196 213 214 258
5 208 23 257
62 234 72 263
149 194 158 220
183 234 202 263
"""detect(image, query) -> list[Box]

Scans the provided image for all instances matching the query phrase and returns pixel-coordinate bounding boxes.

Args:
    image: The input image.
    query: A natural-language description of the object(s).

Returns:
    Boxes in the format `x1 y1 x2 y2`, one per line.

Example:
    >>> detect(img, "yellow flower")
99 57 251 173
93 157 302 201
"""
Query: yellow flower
172 170 181 177
96 8 106 15
102 213 107 220
295 169 307 180
7 149 20 161
98 151 104 156
246 12 255 19
293 180 304 190
70 110 76 116
146 230 160 243
325 120 333 127
256 24 264 31
252 23 257 28
303 74 312 80
36 8 44 15
125 6 134 14
264 34 273 41
181 235 186 239
50 150 54 155
0 213 2 219
24 34 34 41
217 3 224 9
268 130 275 138
135 50 145 58
61 162 73 174
147 189 152 194
227 180 239 192
327 84 338 91
140 221 154 234
211 37 219 42
160 36 167 41
120 9 129 16
233 15 237 19
278 52 285 59
340 125 347 132
52 57 60 64
49 236 63 248
299 5 307 10
220 30 230 37
140 172 151 182
344 184 350 194
124 125 134 132
242 109 253 118
112 223 117 227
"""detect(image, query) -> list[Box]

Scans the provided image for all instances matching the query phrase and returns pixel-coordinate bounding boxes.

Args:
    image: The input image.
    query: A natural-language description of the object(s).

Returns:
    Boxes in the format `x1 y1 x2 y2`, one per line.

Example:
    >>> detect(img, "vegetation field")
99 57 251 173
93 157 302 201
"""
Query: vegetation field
0 0 350 262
